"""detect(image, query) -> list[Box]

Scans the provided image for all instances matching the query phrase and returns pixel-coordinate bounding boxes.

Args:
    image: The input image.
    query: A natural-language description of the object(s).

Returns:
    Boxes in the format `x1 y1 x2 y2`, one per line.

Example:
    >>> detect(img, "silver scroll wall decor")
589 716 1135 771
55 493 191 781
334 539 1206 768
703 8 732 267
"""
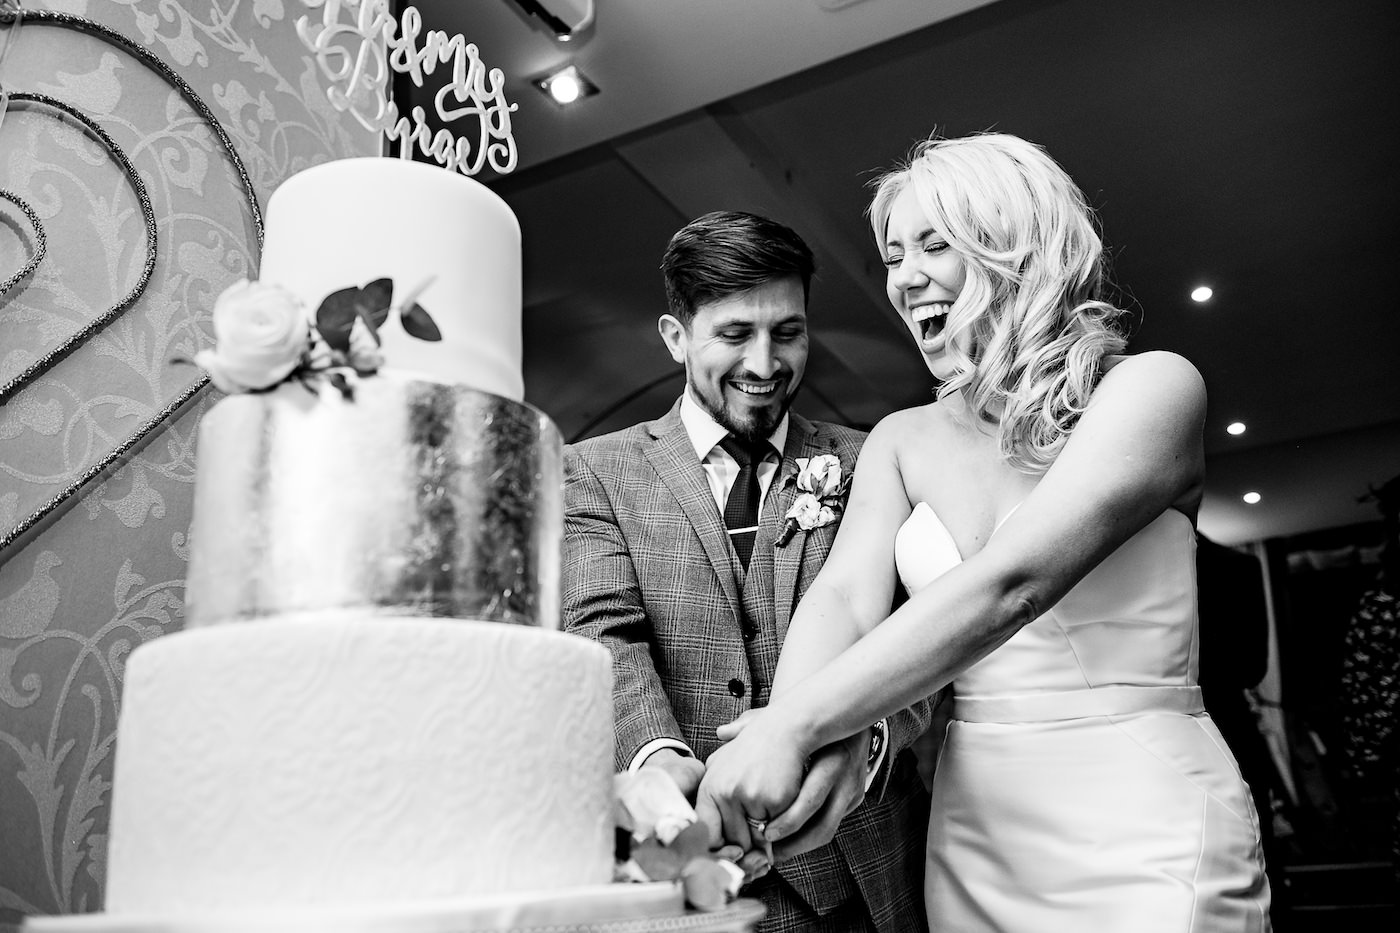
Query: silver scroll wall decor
0 4 265 555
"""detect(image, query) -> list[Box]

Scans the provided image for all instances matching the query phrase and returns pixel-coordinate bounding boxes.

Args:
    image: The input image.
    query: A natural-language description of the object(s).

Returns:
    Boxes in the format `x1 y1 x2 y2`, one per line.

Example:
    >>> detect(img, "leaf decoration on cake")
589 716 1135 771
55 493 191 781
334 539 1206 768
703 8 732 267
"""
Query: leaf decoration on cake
400 302 442 341
629 820 712 880
188 276 443 397
612 771 745 911
315 278 393 352
328 371 354 400
396 275 442 342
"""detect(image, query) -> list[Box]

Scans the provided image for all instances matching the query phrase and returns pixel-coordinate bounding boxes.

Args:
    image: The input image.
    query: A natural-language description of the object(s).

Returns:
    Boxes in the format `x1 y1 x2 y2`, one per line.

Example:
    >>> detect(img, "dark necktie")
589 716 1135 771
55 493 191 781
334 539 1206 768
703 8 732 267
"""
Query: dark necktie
719 435 772 570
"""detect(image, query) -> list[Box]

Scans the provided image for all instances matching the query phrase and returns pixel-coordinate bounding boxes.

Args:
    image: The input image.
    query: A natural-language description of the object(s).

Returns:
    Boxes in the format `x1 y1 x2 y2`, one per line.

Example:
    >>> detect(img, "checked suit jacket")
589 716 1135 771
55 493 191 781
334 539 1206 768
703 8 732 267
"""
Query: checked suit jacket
564 400 934 933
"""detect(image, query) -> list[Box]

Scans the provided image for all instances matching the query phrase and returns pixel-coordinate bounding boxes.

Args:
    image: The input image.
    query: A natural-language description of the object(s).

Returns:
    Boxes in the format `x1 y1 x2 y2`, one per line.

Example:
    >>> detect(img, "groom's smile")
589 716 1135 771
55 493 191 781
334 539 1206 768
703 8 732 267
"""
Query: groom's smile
658 276 809 443
731 379 779 398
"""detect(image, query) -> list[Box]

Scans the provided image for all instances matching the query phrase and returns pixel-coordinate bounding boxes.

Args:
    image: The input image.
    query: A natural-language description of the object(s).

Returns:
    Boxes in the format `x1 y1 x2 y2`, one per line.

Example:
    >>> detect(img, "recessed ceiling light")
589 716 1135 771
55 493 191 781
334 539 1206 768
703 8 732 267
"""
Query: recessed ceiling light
1191 286 1213 303
1242 491 1261 505
533 65 598 105
1226 421 1246 436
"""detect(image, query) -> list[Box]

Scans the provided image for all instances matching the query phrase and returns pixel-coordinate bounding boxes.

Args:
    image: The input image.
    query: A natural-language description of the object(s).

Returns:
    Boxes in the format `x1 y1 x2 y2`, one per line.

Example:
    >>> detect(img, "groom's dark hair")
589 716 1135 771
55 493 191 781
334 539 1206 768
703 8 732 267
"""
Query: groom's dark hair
660 210 816 327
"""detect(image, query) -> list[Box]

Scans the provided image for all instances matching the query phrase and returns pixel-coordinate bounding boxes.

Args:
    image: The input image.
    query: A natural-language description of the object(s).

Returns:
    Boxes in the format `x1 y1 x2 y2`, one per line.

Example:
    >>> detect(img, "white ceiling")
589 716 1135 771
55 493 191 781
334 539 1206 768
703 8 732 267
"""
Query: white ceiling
403 0 1400 547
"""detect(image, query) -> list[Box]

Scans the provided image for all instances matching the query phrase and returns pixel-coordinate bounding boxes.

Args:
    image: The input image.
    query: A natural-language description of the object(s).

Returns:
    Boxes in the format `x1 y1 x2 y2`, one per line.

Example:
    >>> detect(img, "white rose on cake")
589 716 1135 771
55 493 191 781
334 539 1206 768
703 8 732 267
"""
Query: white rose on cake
195 279 310 393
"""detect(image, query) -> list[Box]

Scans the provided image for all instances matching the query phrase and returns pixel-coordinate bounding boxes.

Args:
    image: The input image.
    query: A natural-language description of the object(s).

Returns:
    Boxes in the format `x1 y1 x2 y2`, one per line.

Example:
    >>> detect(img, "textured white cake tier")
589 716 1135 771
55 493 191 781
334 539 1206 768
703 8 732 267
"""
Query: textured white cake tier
29 884 700 933
258 157 523 400
104 618 615 913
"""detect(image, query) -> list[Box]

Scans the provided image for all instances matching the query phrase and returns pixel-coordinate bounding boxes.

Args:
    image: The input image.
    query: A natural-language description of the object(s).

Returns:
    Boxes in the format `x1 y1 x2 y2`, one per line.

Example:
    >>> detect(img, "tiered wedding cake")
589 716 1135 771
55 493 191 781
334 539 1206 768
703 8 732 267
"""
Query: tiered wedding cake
27 159 686 931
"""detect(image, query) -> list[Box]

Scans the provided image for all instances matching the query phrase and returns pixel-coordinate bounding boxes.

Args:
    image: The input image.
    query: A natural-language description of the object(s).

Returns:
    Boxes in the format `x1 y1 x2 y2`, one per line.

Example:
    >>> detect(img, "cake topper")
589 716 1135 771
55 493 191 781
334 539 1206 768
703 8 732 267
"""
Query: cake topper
296 0 518 176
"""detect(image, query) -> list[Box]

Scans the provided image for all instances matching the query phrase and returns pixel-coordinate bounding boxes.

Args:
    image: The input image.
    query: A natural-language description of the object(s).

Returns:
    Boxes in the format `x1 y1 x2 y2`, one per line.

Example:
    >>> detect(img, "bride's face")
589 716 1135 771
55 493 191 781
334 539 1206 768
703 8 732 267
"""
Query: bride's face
882 187 966 381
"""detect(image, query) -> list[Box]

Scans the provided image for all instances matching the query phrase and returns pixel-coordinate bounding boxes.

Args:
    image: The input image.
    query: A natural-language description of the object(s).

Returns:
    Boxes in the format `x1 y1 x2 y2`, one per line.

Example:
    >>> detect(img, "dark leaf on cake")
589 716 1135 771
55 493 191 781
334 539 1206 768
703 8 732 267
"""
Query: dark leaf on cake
669 820 714 863
317 280 395 351
328 370 354 400
615 826 633 861
400 303 442 341
629 837 688 881
360 277 394 326
627 819 714 882
315 287 362 352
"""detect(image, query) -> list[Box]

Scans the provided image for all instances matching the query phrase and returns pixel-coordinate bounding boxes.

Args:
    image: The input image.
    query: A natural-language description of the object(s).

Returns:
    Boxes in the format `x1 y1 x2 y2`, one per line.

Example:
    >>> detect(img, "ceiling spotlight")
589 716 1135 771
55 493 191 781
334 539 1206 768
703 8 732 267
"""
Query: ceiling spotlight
1226 421 1246 436
1242 491 1262 505
534 65 599 106
1191 286 1213 303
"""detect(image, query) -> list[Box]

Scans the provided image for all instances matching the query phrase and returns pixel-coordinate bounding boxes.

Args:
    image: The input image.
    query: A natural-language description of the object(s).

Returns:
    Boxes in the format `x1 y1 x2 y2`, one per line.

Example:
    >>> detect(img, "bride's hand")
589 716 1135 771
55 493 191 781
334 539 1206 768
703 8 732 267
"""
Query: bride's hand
693 711 807 854
764 730 869 860
715 708 761 741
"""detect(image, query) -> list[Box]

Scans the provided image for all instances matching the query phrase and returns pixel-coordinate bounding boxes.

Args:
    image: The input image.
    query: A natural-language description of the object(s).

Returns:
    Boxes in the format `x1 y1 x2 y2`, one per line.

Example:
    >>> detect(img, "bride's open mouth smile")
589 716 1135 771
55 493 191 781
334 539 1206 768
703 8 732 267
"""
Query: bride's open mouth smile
912 302 950 349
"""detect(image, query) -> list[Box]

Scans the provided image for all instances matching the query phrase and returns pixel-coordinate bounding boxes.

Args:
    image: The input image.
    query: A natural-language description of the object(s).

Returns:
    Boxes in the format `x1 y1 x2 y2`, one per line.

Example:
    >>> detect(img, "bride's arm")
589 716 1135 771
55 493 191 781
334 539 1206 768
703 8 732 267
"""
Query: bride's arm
768 415 914 698
774 352 1206 752
701 352 1206 831
699 417 917 854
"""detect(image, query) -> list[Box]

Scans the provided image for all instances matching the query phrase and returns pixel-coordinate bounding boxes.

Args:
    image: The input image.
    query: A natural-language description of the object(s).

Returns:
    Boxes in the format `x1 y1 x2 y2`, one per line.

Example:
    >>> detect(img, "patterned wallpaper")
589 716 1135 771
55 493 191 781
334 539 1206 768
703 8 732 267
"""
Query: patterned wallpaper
0 1 378 925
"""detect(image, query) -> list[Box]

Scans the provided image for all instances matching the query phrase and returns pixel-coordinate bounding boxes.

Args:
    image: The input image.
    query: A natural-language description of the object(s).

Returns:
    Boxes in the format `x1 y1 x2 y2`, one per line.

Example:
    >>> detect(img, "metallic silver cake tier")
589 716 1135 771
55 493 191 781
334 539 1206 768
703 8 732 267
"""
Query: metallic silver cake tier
185 374 562 629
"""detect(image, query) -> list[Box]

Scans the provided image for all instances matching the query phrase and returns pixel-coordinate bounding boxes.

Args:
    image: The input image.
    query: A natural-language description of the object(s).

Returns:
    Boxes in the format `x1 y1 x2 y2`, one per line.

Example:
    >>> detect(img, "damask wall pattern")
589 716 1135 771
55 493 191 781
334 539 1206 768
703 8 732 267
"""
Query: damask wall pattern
0 1 379 925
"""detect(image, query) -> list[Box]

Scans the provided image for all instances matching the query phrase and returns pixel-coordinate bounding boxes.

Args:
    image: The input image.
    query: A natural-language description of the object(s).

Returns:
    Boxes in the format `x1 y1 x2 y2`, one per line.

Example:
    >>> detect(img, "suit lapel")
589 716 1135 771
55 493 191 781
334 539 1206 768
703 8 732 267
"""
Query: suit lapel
642 404 744 619
771 414 843 643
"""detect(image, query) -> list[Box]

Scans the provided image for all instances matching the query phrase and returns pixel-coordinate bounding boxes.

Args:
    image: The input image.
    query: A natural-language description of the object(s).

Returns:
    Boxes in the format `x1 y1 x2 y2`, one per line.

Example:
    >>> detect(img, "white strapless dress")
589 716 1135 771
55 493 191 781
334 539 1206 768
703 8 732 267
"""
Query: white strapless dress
896 503 1272 932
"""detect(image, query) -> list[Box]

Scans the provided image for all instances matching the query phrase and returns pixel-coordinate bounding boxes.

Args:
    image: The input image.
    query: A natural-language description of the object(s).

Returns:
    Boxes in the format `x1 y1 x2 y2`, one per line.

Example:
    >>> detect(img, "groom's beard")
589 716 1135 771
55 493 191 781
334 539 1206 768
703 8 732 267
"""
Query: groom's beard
691 375 801 445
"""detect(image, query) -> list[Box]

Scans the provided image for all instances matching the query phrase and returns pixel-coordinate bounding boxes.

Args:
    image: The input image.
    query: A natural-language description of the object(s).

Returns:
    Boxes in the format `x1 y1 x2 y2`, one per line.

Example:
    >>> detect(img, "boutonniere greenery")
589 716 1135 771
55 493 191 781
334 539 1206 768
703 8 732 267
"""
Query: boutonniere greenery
776 453 852 548
189 275 440 398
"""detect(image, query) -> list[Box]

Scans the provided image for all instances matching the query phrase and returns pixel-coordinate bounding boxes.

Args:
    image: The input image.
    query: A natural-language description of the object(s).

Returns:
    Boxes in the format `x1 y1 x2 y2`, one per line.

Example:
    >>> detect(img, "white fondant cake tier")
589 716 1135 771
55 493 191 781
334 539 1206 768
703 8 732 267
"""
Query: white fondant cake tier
103 618 615 914
258 157 523 400
25 888 774 933
185 375 561 629
29 884 700 933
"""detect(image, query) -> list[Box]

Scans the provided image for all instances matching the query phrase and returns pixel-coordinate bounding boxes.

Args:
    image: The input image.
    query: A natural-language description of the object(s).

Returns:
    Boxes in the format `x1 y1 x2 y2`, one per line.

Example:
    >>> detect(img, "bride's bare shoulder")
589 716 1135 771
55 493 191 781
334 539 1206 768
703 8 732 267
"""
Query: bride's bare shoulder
868 399 956 445
1100 351 1204 393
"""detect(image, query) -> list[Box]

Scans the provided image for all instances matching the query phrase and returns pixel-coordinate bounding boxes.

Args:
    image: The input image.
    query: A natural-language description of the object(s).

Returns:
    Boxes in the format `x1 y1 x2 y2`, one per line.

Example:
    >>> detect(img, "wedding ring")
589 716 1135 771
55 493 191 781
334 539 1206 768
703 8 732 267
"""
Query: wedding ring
746 817 773 864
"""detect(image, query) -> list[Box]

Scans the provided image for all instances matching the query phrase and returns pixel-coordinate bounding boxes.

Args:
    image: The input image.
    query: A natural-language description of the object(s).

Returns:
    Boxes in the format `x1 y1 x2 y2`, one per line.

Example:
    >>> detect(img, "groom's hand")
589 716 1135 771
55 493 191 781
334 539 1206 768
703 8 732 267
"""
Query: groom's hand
766 729 869 861
640 748 705 804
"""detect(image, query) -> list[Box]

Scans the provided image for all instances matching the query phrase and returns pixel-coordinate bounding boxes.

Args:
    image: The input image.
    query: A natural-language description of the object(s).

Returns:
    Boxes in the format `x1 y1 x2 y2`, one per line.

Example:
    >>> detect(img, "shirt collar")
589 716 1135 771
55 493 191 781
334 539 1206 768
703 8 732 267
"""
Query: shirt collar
680 387 788 462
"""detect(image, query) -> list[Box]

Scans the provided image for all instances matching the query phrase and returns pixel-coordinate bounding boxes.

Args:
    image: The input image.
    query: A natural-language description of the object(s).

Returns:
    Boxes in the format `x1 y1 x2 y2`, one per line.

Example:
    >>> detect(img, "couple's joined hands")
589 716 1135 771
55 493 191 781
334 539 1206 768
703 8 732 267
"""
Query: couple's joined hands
686 710 870 868
641 747 772 882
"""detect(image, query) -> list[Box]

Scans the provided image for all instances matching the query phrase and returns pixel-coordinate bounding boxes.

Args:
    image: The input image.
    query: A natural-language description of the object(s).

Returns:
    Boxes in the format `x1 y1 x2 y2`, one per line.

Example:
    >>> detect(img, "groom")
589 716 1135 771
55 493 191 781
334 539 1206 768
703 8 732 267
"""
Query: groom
564 211 933 933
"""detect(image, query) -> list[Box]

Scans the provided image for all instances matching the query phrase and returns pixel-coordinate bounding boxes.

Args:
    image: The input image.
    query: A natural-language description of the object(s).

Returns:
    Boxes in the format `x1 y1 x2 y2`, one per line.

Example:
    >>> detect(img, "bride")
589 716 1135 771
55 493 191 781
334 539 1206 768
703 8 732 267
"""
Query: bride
697 133 1273 932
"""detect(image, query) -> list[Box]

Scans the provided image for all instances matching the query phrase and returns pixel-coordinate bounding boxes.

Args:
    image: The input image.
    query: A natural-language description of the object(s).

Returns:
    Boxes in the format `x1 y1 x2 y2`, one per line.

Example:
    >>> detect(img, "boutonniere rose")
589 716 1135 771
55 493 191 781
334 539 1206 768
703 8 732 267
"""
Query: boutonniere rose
776 454 852 547
798 453 843 498
187 275 440 398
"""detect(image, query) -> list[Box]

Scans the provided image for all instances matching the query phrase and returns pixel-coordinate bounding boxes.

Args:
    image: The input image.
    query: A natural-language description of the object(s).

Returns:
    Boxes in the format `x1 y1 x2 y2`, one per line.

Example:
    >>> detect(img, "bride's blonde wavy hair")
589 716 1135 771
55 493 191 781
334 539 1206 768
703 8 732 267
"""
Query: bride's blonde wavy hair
868 133 1127 474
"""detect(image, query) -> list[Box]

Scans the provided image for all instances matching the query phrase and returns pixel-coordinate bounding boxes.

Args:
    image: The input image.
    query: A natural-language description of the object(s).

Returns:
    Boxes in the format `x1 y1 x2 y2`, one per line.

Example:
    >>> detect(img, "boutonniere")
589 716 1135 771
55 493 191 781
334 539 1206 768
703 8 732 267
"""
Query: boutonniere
776 453 852 548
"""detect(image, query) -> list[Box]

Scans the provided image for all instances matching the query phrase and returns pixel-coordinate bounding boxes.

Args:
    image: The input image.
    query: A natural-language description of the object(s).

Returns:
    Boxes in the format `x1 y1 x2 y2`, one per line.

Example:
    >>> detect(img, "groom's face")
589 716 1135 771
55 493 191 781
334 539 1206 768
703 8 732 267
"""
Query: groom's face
659 276 809 443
